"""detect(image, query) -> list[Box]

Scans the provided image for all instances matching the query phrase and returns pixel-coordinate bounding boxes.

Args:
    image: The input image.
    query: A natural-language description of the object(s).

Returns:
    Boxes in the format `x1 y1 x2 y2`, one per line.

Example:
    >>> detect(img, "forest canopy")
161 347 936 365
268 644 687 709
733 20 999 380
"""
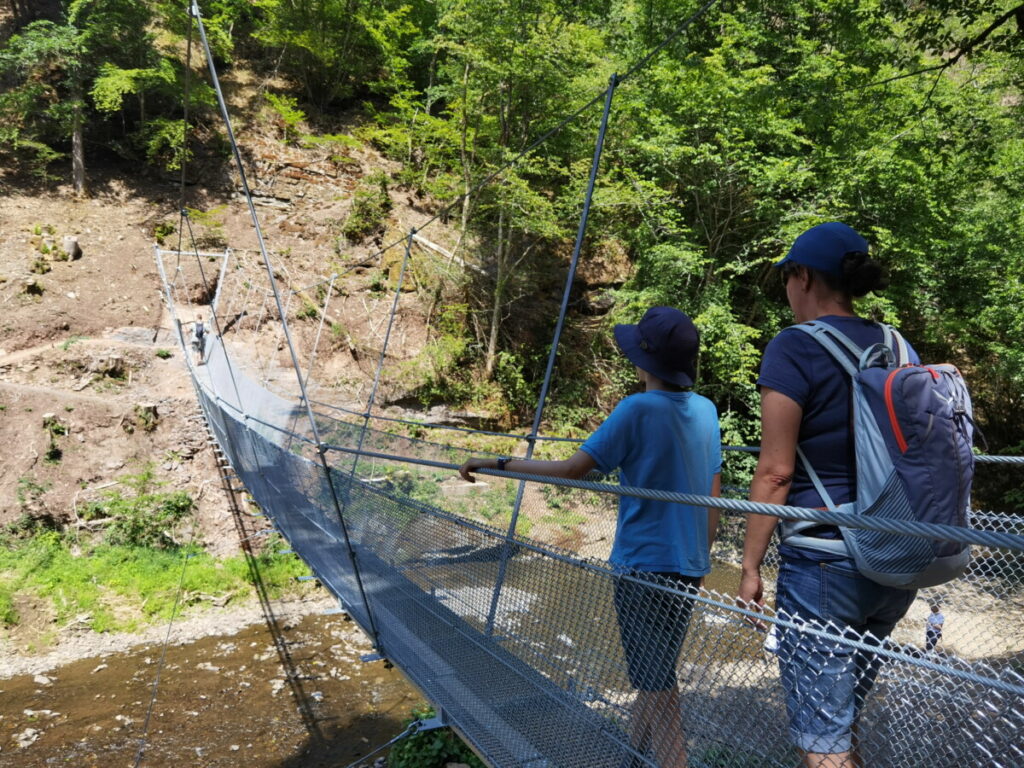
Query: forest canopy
2 1 1022 477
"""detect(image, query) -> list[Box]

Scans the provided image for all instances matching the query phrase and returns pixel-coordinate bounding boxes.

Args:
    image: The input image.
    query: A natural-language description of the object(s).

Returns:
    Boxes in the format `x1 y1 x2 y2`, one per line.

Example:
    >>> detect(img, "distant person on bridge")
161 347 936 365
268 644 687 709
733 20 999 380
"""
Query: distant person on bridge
191 314 207 366
925 604 944 653
738 222 921 768
460 306 722 768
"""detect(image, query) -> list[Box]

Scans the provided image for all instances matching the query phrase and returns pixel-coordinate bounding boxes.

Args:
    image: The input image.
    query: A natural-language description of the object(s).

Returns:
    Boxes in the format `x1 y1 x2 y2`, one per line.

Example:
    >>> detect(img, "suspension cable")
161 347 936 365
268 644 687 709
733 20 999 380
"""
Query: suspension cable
339 720 422 768
131 530 201 768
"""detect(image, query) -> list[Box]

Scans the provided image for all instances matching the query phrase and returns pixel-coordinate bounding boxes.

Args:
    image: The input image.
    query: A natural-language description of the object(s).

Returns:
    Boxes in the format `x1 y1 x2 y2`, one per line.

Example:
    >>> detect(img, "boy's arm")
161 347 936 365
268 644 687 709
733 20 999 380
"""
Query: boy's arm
707 472 722 550
459 450 596 483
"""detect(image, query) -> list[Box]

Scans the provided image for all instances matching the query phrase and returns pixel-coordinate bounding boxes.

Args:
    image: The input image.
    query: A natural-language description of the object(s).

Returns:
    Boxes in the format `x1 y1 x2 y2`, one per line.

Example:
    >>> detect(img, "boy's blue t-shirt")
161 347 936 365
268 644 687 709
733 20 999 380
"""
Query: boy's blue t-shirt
757 315 919 510
580 390 721 576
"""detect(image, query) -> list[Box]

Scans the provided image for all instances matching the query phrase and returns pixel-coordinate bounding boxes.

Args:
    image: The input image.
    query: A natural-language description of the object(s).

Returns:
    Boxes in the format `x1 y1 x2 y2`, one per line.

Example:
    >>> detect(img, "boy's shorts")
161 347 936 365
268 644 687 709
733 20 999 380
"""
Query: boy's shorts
776 554 915 753
613 571 701 692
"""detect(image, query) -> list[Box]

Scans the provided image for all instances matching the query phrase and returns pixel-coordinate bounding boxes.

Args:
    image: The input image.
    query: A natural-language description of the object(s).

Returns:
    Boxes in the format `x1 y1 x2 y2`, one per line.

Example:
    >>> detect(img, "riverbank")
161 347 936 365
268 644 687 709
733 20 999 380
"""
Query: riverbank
0 599 421 767
0 593 337 680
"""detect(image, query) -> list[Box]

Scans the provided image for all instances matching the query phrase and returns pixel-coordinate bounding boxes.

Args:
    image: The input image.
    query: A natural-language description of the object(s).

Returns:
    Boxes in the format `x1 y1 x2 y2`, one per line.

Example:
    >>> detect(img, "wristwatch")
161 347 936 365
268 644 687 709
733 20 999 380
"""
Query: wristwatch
496 457 510 471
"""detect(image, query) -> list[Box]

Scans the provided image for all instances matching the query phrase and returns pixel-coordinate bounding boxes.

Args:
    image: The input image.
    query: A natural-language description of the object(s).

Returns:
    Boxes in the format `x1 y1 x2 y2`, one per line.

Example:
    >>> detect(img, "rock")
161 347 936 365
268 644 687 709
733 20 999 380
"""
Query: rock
62 236 82 260
15 728 40 748
127 402 158 432
91 664 108 674
32 675 53 686
87 354 125 378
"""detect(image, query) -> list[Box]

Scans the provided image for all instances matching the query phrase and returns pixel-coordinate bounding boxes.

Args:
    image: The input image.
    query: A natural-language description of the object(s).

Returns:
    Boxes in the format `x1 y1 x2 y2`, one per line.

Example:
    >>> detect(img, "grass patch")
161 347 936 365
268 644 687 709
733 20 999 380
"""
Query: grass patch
1 467 309 637
0 530 309 634
0 587 17 627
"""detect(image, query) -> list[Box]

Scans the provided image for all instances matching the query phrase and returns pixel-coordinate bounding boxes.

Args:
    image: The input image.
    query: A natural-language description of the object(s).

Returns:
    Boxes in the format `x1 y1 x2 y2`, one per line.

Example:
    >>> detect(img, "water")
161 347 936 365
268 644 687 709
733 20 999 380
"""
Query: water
0 612 419 767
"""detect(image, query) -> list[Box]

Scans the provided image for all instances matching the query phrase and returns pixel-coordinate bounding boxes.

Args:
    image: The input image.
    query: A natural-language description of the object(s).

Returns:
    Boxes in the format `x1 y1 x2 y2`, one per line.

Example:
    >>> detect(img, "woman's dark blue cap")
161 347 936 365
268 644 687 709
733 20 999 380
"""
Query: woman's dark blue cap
775 222 869 278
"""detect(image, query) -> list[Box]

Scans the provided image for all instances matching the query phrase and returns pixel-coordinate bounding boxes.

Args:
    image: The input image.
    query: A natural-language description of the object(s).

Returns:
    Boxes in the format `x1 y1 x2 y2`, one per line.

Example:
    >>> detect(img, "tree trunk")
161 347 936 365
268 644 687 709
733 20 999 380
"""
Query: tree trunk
484 206 506 378
452 60 473 258
71 99 86 197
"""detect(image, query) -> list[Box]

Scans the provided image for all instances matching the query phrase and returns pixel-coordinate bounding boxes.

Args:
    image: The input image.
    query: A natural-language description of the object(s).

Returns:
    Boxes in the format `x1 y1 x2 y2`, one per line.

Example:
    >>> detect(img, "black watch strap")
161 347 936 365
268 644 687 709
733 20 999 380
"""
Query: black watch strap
497 457 510 471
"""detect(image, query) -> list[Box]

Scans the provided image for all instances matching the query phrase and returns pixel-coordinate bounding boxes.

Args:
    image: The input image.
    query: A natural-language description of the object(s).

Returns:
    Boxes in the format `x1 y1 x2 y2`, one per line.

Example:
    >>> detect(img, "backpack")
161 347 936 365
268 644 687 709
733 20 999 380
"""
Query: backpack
792 321 974 589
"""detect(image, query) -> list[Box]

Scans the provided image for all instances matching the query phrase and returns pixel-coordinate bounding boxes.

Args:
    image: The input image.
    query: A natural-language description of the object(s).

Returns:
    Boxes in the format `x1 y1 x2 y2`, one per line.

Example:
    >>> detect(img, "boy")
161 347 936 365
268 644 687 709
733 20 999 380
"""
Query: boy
460 306 722 768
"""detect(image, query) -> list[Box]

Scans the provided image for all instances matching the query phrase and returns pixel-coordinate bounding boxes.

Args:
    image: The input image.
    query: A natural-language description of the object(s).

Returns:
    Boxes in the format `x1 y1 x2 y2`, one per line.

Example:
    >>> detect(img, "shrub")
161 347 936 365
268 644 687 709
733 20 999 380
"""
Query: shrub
265 93 306 144
81 466 193 548
342 172 392 243
386 706 485 768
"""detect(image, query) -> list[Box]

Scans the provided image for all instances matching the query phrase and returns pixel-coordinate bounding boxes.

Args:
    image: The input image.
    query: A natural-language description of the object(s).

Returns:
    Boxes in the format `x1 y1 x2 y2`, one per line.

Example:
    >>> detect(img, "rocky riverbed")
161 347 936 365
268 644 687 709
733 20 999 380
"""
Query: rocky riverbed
0 598 421 767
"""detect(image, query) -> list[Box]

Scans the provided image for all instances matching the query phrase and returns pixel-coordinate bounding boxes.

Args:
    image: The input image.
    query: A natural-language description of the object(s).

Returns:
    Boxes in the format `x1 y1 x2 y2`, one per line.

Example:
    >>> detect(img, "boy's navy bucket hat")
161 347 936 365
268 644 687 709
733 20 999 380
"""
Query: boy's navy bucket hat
614 306 699 388
775 221 869 278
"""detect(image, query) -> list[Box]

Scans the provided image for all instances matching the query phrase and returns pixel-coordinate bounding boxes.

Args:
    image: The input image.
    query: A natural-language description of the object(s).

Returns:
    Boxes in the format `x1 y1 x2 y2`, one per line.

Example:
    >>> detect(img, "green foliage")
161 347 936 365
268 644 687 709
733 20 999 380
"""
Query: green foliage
81 466 193 549
253 0 431 108
185 206 229 248
296 300 319 320
0 528 308 634
16 477 50 508
0 0 1021 466
152 220 176 244
0 589 17 627
91 60 176 113
387 706 485 768
264 92 306 144
155 348 173 359
342 172 392 242
137 117 191 172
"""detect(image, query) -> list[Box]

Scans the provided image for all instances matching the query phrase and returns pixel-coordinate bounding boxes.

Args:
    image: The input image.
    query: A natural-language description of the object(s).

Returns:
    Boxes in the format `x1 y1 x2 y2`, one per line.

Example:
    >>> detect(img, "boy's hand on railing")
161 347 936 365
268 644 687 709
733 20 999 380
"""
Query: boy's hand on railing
459 458 492 483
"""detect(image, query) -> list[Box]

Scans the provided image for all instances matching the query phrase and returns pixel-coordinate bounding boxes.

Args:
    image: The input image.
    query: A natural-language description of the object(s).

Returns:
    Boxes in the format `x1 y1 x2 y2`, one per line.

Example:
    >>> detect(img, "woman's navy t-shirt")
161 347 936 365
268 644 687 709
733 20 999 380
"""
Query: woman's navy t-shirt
757 315 919 512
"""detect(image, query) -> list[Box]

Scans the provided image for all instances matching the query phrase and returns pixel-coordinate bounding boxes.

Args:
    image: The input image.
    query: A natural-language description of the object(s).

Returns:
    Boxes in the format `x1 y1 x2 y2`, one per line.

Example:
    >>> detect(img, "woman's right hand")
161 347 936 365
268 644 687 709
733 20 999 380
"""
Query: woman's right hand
738 568 767 630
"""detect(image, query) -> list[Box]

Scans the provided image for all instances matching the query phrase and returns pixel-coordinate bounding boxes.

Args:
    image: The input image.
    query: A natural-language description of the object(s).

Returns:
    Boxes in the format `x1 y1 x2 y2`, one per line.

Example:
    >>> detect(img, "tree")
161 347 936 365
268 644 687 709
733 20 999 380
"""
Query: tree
0 0 180 191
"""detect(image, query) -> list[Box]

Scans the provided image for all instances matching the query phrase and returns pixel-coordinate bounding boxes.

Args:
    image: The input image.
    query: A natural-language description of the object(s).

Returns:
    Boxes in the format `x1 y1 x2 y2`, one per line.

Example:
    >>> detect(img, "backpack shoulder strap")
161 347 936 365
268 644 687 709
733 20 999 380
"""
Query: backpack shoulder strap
795 445 838 511
880 323 910 365
789 322 860 378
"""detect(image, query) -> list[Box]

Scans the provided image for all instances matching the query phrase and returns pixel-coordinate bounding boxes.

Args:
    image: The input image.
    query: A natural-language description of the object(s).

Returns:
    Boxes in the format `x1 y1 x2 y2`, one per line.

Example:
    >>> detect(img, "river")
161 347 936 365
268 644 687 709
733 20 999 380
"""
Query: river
0 609 419 767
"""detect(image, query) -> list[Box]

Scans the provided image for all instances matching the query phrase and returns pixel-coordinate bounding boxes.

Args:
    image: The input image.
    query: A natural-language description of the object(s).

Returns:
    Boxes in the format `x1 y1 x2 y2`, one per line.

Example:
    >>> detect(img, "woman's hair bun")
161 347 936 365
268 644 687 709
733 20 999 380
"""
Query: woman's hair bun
840 251 888 297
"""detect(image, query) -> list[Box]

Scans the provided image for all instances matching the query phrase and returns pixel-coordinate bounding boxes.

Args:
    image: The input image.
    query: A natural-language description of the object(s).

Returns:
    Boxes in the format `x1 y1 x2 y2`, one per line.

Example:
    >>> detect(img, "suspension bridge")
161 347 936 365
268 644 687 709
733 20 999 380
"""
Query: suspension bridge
150 3 1024 766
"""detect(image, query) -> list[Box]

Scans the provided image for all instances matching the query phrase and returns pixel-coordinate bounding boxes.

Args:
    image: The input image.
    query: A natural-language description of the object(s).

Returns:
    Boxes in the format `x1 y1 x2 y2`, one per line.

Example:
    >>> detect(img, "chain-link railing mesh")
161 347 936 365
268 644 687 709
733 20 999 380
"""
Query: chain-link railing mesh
157 245 1024 767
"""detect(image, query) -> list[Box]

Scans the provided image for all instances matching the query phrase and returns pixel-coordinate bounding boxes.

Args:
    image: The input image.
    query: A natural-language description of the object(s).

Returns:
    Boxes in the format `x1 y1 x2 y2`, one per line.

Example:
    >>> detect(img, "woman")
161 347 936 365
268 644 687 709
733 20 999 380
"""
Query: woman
738 222 919 768
461 306 722 768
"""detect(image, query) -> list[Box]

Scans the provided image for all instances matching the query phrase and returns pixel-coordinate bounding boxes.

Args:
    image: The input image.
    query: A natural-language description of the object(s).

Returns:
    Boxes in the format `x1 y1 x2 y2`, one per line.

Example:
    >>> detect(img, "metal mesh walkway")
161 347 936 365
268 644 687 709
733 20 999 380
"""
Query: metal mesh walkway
177 325 1024 768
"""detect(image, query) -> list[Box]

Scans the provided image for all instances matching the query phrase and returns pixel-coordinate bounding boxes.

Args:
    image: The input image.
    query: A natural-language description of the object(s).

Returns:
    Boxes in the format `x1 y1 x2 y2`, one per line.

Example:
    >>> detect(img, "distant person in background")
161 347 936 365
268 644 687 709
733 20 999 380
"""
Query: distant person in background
739 222 921 768
191 314 207 365
925 604 944 652
460 306 721 768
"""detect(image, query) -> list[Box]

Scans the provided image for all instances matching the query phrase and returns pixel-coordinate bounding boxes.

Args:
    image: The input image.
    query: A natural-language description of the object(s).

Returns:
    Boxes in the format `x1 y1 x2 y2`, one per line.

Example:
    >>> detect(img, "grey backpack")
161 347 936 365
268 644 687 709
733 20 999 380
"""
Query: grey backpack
793 321 974 589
